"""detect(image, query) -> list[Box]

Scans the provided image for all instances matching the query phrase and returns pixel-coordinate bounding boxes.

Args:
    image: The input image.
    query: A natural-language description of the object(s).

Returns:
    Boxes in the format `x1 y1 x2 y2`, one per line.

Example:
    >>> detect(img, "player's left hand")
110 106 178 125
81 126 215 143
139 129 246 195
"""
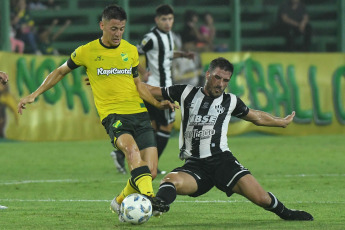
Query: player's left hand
158 100 179 111
282 111 296 128
0 71 9 85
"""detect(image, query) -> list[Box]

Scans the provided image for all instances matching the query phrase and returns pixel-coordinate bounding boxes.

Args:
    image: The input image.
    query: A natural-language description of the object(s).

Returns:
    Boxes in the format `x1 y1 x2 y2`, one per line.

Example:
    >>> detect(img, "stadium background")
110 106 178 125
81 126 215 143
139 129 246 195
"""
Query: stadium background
0 0 344 141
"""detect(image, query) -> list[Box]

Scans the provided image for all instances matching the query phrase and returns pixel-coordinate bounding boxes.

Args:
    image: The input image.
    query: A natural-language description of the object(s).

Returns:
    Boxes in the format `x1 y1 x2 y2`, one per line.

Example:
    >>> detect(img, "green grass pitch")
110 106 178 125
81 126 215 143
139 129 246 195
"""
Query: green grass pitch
0 134 344 229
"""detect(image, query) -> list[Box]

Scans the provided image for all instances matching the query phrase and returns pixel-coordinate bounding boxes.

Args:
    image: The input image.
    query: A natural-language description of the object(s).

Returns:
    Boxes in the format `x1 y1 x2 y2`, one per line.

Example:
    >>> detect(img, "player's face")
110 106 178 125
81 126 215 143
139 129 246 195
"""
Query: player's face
155 14 174 33
100 19 126 47
204 67 231 98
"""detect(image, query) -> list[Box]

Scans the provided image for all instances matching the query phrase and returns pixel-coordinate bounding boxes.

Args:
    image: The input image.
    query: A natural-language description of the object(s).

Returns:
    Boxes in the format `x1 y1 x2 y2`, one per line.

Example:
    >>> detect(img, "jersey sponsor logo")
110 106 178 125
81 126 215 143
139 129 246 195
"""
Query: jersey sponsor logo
215 105 225 114
184 129 215 139
188 114 217 125
97 67 132 76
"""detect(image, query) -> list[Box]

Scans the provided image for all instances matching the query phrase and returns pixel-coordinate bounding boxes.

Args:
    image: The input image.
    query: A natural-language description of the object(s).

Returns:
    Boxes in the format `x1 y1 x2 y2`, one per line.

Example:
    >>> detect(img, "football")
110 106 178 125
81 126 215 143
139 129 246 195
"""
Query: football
120 193 152 224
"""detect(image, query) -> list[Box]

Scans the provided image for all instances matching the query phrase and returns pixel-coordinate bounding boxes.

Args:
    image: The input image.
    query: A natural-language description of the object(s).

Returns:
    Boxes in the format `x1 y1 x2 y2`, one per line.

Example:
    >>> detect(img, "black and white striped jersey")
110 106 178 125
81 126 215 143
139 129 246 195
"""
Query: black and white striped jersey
138 27 174 87
162 84 249 159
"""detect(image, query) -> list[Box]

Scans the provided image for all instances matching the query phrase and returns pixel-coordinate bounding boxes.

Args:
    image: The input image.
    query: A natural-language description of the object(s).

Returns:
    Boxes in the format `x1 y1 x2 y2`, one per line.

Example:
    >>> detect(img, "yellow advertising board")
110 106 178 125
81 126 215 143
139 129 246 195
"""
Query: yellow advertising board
0 51 344 141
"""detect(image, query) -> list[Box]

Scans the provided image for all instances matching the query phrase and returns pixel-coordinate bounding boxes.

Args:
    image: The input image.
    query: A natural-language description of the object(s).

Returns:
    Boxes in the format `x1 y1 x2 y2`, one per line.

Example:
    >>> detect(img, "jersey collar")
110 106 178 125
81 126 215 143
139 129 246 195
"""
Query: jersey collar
99 38 120 49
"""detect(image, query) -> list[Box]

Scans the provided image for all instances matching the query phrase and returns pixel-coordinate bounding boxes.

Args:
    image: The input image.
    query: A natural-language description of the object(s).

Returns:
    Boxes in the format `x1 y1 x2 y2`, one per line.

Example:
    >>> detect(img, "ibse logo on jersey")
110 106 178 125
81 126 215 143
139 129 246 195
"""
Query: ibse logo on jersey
97 67 132 76
188 114 217 125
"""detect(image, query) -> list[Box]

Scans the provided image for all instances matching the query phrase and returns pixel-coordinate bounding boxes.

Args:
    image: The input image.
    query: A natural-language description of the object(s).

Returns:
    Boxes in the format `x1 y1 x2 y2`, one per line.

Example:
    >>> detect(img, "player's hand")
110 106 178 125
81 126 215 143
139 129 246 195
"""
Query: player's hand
184 51 195 60
0 71 9 85
84 77 90 85
282 111 295 128
157 100 179 111
17 94 36 115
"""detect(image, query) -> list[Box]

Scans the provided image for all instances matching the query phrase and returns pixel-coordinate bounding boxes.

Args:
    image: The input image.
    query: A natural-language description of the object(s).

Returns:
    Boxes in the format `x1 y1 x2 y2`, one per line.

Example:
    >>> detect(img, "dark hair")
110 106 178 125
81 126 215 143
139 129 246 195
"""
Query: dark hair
102 4 127 21
156 4 174 16
208 57 234 74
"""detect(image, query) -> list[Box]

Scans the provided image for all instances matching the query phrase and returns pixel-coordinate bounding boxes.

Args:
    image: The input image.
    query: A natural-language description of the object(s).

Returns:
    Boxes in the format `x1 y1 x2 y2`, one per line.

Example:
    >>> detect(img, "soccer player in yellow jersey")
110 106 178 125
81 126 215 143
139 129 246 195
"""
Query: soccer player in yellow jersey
17 4 173 221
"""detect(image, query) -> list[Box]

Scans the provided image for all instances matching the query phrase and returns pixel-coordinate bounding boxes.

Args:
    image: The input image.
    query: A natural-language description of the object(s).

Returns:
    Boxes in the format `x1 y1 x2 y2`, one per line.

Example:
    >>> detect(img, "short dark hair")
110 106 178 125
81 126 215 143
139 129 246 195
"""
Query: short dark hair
156 4 174 16
102 4 127 21
208 57 234 74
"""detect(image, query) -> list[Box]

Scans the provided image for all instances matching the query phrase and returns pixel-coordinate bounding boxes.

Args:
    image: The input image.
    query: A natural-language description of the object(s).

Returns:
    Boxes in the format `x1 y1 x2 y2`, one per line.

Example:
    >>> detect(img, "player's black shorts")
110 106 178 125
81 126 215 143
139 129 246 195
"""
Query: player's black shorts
144 102 175 126
102 112 156 150
172 152 251 197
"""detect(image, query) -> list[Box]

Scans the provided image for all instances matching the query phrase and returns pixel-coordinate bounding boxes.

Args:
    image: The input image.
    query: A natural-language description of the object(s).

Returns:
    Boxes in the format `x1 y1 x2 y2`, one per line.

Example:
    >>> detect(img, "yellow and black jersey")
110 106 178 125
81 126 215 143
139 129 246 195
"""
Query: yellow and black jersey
67 38 147 121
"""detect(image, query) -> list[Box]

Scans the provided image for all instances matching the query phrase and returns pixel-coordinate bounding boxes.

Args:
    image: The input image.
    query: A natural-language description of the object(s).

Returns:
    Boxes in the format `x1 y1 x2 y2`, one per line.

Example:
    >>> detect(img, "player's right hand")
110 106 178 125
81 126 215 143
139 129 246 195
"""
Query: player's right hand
158 100 179 111
17 94 36 115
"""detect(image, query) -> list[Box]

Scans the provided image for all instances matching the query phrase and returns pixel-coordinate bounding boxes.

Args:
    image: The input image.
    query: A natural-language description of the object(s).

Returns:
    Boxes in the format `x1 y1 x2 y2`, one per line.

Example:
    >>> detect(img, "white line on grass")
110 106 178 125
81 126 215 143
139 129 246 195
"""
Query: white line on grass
0 199 344 204
0 179 126 185
0 173 343 186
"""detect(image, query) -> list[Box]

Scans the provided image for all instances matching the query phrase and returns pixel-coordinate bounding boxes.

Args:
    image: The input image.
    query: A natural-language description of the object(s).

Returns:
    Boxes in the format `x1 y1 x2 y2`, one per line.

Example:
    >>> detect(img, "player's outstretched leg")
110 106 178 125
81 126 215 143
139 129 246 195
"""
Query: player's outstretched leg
265 192 313 221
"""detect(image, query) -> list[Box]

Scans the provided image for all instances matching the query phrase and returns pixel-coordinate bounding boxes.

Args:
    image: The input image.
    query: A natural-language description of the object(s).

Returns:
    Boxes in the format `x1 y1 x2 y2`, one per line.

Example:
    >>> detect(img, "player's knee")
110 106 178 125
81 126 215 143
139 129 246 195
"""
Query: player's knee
160 173 182 189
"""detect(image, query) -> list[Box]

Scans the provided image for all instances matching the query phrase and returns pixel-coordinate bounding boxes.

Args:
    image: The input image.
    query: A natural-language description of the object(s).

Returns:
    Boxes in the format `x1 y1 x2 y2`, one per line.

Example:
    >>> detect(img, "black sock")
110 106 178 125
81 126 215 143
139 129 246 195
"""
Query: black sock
156 130 170 158
156 182 176 205
265 192 291 219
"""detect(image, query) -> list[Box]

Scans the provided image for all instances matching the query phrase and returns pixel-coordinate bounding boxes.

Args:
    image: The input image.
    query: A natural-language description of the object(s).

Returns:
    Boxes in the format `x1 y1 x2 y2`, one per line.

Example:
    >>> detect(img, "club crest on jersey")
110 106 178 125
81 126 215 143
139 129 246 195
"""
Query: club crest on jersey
215 105 225 114
121 53 128 62
94 56 103 61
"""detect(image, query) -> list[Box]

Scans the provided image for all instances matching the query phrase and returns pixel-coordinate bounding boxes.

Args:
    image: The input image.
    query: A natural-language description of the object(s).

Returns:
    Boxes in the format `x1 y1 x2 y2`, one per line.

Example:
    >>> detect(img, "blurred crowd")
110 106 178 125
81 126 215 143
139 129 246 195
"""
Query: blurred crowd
7 0 312 56
10 0 71 55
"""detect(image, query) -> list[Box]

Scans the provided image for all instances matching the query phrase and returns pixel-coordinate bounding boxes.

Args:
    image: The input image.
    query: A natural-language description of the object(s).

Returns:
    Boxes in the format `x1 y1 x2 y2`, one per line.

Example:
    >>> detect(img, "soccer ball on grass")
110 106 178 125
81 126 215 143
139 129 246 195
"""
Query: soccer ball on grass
120 193 152 224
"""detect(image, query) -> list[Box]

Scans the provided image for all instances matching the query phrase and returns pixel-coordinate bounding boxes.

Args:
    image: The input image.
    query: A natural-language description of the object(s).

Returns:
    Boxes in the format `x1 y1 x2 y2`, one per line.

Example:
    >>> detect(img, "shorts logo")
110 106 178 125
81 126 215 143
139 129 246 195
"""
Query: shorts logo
113 120 122 128
121 53 128 62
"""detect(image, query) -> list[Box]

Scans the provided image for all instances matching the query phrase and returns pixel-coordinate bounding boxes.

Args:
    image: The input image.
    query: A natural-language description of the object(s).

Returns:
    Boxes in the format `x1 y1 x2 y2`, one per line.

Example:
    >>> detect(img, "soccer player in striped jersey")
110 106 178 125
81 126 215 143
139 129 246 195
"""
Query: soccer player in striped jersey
17 4 172 221
146 57 313 221
111 4 194 175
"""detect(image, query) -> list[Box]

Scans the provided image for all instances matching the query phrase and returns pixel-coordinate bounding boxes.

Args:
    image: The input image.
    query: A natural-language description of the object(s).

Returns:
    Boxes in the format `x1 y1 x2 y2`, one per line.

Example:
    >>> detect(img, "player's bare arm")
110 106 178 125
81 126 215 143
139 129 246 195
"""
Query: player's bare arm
17 62 72 114
242 109 295 128
134 78 178 111
173 51 195 60
0 71 9 85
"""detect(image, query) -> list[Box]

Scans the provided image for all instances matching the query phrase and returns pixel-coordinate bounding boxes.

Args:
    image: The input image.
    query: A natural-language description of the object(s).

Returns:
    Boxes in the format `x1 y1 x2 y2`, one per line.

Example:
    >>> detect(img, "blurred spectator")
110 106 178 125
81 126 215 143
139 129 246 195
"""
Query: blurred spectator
199 12 228 52
181 10 209 52
12 0 41 54
277 0 312 52
38 19 71 55
10 14 25 53
28 0 60 10
28 0 47 10
199 12 215 51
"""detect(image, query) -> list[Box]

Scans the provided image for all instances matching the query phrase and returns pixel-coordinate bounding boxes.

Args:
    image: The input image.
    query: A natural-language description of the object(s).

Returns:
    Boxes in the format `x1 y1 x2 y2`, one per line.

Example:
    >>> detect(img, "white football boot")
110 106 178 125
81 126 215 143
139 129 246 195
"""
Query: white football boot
110 197 125 222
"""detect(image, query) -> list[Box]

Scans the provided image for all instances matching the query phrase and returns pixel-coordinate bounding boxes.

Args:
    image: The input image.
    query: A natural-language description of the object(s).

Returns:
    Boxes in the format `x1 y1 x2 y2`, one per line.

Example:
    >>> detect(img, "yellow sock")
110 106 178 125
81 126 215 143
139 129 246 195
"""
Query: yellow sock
134 174 154 197
116 178 139 204
131 166 154 197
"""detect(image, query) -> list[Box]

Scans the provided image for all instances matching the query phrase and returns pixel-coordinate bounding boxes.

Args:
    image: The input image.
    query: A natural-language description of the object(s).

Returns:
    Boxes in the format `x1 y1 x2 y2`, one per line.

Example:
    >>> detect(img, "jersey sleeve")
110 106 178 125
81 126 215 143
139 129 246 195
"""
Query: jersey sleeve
70 45 85 67
232 96 249 118
161 84 187 104
139 35 153 53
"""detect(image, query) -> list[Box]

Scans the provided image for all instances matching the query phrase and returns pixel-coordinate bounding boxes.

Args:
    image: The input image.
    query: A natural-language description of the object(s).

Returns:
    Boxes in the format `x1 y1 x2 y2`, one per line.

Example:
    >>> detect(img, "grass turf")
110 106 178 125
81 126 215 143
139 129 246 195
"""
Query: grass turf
0 134 344 229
